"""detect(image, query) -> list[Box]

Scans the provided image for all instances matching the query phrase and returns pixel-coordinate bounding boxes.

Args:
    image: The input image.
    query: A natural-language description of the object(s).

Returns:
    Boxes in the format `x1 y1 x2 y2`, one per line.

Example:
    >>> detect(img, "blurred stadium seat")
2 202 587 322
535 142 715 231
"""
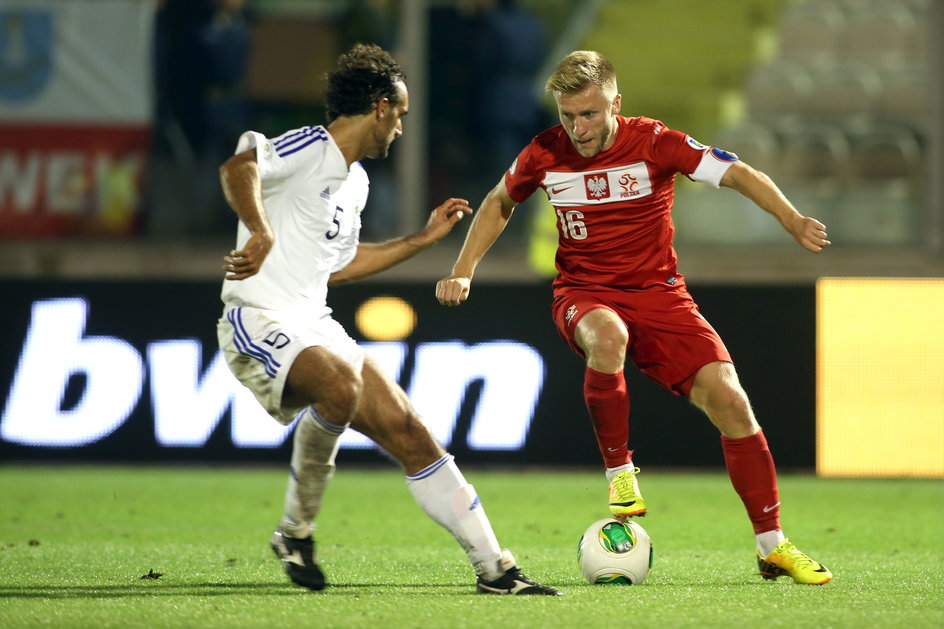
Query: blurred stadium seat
777 0 846 63
873 68 929 129
744 60 813 125
699 0 930 248
839 2 920 65
773 122 852 193
711 121 780 174
846 123 924 187
675 185 797 245
799 61 883 125
830 182 918 245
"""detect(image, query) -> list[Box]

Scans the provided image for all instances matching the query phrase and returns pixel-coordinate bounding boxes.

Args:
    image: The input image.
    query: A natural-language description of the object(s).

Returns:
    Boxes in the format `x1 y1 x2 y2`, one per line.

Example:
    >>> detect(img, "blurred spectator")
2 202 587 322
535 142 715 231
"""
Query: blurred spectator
427 0 549 244
337 0 395 52
335 0 399 241
427 6 477 205
468 0 549 182
150 0 252 237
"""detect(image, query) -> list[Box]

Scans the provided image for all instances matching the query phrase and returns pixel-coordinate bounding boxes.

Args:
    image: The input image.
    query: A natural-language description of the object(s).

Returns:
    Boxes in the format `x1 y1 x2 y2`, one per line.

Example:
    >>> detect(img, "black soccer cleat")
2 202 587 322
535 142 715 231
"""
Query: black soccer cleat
270 530 326 590
476 550 562 595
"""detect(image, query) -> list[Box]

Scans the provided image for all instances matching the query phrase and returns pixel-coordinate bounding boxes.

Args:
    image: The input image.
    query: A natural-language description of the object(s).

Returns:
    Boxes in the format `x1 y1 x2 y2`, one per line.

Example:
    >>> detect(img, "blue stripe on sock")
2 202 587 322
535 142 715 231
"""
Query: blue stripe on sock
406 453 454 481
308 407 347 435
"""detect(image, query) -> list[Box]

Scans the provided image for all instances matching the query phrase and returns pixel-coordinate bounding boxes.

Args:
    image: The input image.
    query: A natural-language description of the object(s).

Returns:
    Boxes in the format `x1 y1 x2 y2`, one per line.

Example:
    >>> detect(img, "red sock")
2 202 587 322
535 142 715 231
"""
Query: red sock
584 367 631 468
721 430 781 534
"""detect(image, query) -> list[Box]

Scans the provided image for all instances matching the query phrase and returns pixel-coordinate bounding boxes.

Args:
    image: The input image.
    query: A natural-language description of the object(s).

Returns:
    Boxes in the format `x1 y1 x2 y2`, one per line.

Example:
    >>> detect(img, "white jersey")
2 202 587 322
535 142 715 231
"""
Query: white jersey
220 125 369 316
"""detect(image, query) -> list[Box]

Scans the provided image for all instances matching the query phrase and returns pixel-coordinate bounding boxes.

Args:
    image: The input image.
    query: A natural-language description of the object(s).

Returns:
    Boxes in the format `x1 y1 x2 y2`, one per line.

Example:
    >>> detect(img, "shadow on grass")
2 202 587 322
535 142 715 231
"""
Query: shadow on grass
0 578 765 599
0 582 480 599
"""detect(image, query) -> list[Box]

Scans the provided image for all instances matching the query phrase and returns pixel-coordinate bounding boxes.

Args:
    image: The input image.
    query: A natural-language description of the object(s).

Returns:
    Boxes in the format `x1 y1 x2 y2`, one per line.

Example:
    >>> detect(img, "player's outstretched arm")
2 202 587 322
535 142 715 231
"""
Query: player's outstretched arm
220 149 275 280
719 161 831 253
328 197 472 285
436 178 517 307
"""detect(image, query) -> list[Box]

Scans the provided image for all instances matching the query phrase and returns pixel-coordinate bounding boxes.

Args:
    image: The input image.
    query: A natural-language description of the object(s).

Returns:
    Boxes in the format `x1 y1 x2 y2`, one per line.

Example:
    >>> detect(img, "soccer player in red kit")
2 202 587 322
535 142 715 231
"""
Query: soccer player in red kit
436 50 833 585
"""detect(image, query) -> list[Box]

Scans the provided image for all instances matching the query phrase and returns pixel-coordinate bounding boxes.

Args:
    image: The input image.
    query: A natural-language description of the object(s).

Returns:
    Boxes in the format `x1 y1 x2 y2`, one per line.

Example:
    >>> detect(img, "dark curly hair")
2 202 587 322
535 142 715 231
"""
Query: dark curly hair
324 43 406 122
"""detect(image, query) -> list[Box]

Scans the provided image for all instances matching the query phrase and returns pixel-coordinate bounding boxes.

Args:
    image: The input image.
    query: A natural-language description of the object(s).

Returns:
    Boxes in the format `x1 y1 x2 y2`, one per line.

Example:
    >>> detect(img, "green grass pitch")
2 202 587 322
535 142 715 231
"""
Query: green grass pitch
1 465 942 628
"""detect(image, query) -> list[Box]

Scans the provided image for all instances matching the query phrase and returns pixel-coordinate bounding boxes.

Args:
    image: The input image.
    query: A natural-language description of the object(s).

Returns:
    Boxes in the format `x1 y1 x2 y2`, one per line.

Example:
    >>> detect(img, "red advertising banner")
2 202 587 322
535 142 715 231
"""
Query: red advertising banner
0 0 153 238
0 123 150 237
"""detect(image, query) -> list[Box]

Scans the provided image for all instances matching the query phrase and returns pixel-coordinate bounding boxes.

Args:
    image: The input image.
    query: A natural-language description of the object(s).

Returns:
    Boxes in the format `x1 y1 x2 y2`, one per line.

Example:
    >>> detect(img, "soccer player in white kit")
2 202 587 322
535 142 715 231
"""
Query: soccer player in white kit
215 44 560 595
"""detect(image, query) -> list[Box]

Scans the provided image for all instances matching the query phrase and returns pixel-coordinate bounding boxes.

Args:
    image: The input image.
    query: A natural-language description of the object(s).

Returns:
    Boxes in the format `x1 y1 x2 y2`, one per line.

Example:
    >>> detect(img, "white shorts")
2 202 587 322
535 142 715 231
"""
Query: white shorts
217 305 366 425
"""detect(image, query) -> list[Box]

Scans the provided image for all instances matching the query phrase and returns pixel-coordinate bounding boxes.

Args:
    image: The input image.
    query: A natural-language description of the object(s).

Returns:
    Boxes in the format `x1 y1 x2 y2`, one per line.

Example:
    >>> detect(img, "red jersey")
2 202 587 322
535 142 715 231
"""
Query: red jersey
505 115 735 291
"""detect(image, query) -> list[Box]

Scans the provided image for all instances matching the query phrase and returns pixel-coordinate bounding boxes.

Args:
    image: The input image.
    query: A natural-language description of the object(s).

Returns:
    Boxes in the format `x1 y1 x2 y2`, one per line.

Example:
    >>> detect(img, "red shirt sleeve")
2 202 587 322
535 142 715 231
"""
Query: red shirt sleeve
504 141 544 204
650 127 708 178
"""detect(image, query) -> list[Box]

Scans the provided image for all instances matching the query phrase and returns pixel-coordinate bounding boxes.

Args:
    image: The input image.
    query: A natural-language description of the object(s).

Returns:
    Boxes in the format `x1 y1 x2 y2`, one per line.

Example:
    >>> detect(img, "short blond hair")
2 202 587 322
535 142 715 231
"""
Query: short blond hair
544 50 618 101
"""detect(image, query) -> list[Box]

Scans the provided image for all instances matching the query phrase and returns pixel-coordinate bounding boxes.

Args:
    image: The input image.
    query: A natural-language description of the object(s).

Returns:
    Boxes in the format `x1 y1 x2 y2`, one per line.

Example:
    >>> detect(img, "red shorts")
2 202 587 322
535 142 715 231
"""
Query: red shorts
551 285 731 396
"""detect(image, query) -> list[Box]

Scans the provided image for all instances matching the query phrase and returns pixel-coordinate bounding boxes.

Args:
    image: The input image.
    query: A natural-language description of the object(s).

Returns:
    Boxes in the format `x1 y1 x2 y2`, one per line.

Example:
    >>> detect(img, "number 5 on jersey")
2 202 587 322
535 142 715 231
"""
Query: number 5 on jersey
326 205 343 239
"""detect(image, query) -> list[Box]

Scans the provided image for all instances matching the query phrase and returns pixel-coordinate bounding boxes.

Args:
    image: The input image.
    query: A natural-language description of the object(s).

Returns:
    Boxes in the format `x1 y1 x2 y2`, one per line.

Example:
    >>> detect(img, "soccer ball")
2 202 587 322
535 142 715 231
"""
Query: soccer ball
577 517 653 585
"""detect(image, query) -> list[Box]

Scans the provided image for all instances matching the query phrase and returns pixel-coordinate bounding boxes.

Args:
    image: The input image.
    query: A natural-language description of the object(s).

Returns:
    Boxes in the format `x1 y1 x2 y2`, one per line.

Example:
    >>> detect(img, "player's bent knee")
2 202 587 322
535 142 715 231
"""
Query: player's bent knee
592 337 626 362
289 347 366 423
716 381 749 410
577 311 628 364
321 376 363 424
585 334 627 372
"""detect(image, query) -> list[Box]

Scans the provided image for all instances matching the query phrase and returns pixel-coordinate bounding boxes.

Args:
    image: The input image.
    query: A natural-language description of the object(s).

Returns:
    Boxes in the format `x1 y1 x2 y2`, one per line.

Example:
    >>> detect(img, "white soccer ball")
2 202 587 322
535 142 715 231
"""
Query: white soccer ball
577 517 653 585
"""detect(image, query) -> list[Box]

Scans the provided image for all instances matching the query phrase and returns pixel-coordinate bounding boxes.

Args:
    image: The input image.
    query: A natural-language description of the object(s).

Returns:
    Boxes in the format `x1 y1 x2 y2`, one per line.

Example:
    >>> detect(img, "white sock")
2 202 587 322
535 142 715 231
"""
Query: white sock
279 408 347 539
405 454 503 580
756 529 786 556
605 463 635 482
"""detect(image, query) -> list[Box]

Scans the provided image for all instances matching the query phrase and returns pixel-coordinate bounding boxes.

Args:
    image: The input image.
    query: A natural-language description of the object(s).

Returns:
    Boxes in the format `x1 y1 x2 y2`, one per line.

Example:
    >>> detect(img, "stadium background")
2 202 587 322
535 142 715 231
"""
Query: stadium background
1 0 941 477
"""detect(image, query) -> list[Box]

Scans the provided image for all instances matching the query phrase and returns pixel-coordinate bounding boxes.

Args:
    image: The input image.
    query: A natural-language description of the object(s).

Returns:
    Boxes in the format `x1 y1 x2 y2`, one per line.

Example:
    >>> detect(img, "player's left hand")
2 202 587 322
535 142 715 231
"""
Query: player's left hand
223 229 274 280
789 215 831 253
416 198 473 245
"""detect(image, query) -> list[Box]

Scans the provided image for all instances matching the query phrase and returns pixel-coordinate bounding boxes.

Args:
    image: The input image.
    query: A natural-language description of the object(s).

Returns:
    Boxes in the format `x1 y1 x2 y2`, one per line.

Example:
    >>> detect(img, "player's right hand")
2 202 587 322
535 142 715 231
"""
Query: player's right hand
789 215 831 253
223 230 274 280
435 276 471 306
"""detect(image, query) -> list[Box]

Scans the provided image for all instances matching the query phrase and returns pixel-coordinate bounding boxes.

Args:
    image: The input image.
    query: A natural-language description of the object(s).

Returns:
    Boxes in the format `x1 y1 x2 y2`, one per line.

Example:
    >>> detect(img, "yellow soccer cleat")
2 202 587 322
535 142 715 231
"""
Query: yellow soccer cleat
607 467 647 518
757 540 833 585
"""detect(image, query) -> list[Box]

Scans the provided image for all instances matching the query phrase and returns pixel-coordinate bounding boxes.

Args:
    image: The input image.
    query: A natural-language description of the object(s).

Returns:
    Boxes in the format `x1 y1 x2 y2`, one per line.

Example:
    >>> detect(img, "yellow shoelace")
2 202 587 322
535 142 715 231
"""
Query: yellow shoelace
611 467 641 497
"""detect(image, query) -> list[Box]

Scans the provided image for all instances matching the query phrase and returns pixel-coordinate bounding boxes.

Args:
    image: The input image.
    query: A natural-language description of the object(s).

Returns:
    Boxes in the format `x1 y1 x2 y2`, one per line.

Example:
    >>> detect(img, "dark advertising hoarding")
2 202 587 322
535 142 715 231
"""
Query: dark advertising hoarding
0 280 815 468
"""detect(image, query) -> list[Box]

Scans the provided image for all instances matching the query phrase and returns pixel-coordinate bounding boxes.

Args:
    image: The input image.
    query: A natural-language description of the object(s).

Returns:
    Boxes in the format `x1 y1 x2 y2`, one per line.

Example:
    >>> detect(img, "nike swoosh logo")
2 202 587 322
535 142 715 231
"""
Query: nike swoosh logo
762 502 781 513
550 186 572 194
813 565 829 573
